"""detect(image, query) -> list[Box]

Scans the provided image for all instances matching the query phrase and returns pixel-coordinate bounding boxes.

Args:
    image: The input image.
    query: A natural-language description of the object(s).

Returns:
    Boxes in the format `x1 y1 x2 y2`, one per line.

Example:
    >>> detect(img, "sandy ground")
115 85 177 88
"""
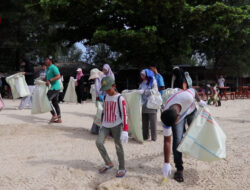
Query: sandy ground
0 99 250 190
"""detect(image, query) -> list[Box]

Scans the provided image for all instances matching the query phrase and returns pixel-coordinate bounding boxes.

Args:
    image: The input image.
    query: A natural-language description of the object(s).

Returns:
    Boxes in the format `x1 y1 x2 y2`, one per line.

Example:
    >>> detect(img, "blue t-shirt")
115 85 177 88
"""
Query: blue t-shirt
155 73 165 94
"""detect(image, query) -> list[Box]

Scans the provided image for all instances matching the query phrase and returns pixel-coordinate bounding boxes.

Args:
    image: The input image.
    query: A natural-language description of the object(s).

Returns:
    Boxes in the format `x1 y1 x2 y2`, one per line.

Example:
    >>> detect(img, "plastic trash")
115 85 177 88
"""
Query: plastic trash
93 101 103 127
177 107 226 162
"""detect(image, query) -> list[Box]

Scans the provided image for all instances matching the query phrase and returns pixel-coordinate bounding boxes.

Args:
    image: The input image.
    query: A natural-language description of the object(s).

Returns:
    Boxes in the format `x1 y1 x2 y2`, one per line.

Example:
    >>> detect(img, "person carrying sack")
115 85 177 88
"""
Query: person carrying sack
96 76 129 178
160 88 206 182
137 69 160 141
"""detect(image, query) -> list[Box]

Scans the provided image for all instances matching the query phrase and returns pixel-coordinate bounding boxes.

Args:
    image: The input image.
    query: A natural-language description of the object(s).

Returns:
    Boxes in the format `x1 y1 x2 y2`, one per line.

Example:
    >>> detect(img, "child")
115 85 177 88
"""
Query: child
207 84 221 106
96 76 128 178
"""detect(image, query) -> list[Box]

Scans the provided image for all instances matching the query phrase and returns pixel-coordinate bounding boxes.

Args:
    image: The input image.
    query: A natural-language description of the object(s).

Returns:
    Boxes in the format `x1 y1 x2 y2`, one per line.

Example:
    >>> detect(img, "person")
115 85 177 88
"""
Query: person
149 65 165 95
96 76 128 178
75 68 85 104
207 84 221 107
89 68 105 134
18 57 35 110
138 69 159 141
103 64 115 80
39 63 47 81
171 67 188 90
45 56 62 123
218 75 225 88
161 88 206 182
184 72 192 88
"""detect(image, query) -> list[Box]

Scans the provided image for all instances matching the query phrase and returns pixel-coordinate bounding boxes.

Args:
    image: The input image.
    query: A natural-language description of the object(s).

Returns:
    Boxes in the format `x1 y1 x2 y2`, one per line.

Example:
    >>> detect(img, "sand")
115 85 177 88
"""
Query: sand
0 99 249 190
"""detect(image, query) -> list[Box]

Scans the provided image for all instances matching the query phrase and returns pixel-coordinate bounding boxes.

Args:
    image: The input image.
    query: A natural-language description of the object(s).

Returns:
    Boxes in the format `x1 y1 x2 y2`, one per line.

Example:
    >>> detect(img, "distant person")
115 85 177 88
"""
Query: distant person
161 88 206 182
75 68 85 104
18 57 35 110
103 64 115 80
96 76 128 178
138 69 159 141
218 75 225 88
45 56 62 123
184 72 192 88
171 67 188 90
39 63 47 81
149 65 165 95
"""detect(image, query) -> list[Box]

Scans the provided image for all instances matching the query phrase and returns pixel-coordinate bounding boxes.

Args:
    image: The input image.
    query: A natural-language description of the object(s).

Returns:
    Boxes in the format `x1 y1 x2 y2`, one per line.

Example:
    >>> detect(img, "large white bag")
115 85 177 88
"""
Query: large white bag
31 80 51 114
146 91 163 109
63 77 77 103
6 73 30 99
90 84 96 103
122 90 143 143
93 101 103 127
177 107 226 162
0 93 4 111
161 88 178 105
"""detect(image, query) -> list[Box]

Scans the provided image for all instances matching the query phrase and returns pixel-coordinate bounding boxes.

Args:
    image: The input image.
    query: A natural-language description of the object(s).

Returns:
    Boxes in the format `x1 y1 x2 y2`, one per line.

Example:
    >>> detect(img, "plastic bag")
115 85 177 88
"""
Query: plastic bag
6 73 30 99
93 101 103 126
63 77 77 103
146 91 163 109
177 107 226 162
122 90 143 143
161 88 178 105
90 84 96 103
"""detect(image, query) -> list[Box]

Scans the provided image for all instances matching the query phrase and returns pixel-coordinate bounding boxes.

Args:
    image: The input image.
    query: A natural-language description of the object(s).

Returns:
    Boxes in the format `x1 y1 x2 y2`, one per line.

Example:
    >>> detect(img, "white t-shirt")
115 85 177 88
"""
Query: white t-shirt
218 78 225 87
102 94 128 130
162 88 196 137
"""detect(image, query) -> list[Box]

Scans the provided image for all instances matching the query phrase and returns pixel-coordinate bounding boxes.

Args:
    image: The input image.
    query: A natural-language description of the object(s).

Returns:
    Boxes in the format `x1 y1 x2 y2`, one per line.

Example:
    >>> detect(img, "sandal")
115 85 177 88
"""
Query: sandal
174 171 184 182
116 170 126 178
99 165 113 174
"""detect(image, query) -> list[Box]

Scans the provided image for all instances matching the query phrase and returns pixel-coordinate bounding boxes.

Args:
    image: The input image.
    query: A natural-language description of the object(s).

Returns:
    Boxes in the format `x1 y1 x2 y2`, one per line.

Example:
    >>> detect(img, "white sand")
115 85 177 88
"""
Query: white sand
0 99 249 190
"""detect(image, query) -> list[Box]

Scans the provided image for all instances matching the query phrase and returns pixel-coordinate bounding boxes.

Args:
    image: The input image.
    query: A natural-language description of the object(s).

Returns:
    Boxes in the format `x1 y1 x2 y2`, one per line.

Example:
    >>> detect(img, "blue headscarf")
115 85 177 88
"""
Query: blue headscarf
141 69 155 88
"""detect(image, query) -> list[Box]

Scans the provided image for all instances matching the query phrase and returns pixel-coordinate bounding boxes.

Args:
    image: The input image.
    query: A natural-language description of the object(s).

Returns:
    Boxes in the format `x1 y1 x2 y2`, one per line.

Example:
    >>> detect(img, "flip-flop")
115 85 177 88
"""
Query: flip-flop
99 165 113 174
116 170 126 178
174 171 184 182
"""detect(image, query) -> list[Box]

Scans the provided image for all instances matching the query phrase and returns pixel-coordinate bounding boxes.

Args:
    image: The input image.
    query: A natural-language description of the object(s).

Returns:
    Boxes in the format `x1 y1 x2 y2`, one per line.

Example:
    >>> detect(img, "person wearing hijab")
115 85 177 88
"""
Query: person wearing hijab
103 64 115 80
171 67 188 90
137 69 159 141
184 72 192 88
75 68 85 104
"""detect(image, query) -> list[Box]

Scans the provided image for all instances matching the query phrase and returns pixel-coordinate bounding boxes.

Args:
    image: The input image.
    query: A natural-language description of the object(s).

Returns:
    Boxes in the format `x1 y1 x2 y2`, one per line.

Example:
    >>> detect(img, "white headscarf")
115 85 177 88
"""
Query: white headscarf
103 64 115 80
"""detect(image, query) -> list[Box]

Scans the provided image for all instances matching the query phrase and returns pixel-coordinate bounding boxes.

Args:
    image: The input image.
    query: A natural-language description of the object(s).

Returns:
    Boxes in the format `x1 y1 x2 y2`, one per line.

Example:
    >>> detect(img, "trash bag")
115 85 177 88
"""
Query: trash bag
93 101 103 127
0 93 4 111
31 80 51 114
177 107 226 162
122 90 143 143
161 88 178 105
90 84 96 103
63 77 77 103
146 91 163 109
6 73 30 99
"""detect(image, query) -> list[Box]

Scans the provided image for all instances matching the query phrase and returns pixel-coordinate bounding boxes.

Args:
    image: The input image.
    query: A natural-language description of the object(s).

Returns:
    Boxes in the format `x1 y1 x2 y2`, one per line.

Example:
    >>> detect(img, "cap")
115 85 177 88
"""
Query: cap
100 76 115 91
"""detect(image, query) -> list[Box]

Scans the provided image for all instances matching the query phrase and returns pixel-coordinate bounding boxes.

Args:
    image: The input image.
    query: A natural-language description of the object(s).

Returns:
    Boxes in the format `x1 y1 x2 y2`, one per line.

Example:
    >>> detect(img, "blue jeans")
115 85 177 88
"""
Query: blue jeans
172 109 197 171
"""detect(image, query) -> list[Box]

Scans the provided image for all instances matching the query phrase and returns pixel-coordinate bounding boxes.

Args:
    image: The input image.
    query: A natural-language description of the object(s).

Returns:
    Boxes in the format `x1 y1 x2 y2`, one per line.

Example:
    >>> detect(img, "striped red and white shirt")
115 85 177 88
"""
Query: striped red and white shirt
102 94 129 131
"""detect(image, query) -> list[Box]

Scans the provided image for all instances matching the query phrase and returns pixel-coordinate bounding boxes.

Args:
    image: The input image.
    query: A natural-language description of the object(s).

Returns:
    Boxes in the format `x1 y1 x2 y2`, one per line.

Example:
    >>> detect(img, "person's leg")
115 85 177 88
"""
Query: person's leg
18 96 28 109
149 112 157 141
51 90 61 120
96 127 113 166
27 86 35 108
76 87 81 103
111 124 125 170
47 90 57 119
142 113 150 140
172 119 186 171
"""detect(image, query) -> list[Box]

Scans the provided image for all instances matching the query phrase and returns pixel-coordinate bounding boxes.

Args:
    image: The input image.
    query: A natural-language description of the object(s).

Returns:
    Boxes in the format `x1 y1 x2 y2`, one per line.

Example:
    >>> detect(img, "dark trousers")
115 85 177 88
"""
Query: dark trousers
142 113 157 141
76 85 84 103
172 109 197 171
47 90 61 118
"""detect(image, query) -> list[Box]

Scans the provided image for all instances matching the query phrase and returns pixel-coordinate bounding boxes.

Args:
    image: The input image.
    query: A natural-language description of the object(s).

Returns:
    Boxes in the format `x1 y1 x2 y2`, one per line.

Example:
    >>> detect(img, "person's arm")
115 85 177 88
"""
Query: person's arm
120 96 129 143
164 136 171 163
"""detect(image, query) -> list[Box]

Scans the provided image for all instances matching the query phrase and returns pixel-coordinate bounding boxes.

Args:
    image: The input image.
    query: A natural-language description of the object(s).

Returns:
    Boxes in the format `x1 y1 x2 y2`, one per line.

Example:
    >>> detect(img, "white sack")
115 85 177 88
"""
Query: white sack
63 77 77 103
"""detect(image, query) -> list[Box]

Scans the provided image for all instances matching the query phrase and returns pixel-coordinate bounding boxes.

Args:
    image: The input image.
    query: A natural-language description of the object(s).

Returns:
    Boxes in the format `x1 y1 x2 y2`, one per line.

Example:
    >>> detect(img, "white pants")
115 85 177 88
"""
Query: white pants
19 86 35 109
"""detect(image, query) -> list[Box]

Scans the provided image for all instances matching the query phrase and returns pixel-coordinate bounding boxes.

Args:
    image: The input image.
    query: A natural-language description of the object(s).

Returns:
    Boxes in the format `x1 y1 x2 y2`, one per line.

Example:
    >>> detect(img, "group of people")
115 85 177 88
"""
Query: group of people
3 59 208 182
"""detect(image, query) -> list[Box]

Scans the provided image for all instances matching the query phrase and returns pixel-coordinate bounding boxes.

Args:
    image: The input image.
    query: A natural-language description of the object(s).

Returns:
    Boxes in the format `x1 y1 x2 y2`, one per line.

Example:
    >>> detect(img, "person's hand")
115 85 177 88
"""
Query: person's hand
137 89 144 95
120 131 128 143
45 81 50 87
22 72 25 75
162 163 172 177
199 100 207 107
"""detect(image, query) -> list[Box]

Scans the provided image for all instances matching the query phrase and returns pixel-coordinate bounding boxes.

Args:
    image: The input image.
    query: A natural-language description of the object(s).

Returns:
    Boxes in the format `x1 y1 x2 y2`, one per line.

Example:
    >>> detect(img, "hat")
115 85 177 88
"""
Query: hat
89 68 102 80
100 76 115 91
76 68 82 72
